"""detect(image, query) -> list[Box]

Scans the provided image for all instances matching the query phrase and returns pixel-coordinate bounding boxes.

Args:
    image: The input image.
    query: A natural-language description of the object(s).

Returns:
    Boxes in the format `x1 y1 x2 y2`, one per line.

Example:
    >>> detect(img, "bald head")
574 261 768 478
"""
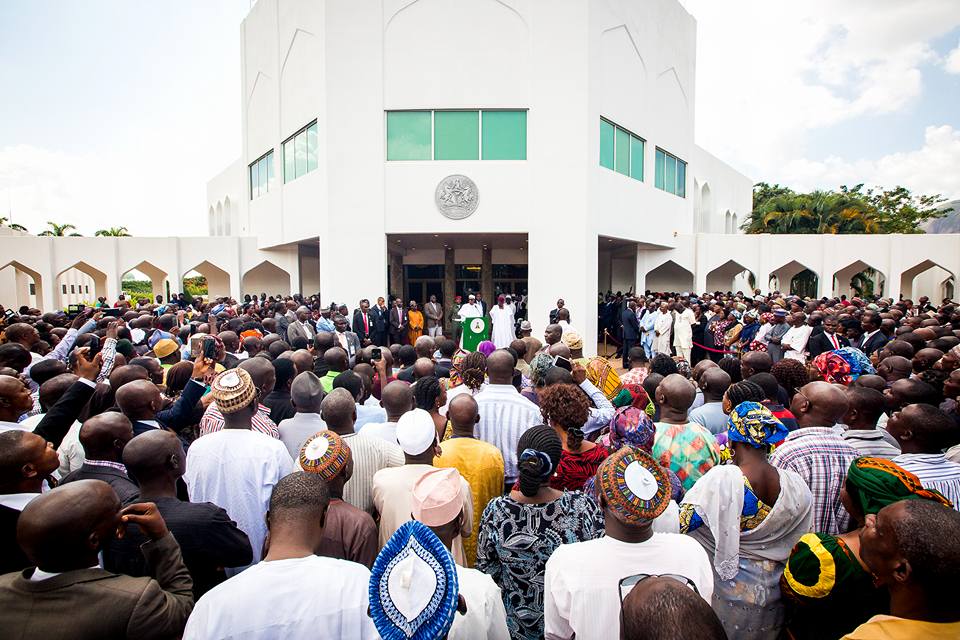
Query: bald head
414 335 435 358
656 373 697 414
291 349 314 375
382 380 415 421
413 357 436 380
17 479 120 572
122 430 185 485
291 371 325 413
115 379 162 421
448 394 479 434
548 343 571 358
741 351 772 378
691 359 718 382
320 387 356 433
79 412 134 461
486 350 515 384
791 381 849 428
878 355 913 383
239 357 276 396
323 347 349 373
38 373 78 412
700 367 732 402
621 576 727 640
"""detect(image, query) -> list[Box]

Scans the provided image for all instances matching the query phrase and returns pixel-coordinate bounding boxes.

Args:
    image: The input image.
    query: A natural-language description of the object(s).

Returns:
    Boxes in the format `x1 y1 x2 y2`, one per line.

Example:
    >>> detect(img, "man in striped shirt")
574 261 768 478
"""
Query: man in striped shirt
474 350 541 487
770 381 858 534
841 387 900 459
199 358 280 439
890 403 960 509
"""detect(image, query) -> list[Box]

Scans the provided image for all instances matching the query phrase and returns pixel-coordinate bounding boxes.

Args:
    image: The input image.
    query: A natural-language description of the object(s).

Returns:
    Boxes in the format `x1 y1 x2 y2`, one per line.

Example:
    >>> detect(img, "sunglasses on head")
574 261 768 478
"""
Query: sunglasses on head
618 573 699 604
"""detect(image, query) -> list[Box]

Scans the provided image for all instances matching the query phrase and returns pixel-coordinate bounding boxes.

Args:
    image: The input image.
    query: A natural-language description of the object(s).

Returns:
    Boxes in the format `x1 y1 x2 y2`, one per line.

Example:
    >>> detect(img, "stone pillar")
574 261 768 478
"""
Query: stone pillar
481 245 493 311
443 247 456 333
389 252 404 303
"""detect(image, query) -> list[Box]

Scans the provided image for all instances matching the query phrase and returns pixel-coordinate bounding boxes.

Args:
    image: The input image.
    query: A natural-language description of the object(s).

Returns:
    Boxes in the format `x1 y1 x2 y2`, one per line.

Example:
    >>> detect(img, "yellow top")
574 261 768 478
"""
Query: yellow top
435 437 505 567
842 615 960 640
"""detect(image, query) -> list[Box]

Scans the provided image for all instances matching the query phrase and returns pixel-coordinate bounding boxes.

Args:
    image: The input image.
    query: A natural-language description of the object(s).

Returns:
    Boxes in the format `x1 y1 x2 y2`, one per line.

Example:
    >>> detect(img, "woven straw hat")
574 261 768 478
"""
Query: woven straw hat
211 368 257 414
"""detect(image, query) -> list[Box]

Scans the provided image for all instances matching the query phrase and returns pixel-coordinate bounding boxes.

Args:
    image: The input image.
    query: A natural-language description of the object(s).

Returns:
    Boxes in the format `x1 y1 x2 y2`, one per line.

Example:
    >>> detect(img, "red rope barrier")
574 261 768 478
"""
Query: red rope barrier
692 341 739 355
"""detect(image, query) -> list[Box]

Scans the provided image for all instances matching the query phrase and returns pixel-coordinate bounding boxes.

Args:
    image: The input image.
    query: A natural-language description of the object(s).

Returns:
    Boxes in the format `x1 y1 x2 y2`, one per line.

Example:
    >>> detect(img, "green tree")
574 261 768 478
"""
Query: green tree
0 217 28 232
841 184 951 234
752 182 795 212
38 222 82 237
95 226 131 237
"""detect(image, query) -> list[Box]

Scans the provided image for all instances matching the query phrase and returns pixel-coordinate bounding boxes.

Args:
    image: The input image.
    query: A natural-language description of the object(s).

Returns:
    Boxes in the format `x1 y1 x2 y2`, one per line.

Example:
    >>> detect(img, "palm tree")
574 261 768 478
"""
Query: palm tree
38 222 82 237
744 190 880 234
95 227 131 237
0 217 28 233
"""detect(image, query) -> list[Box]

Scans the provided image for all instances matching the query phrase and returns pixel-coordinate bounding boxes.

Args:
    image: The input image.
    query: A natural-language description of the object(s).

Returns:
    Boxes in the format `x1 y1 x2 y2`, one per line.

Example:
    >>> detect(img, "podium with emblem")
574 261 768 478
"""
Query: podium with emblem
460 316 490 352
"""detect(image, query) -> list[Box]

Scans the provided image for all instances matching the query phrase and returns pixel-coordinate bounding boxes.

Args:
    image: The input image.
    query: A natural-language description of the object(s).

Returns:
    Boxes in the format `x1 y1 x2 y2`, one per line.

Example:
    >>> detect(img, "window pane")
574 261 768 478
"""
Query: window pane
434 111 479 160
614 127 630 175
676 160 686 197
387 111 431 160
267 152 275 190
630 136 644 181
482 110 526 160
665 154 677 195
655 149 665 190
306 123 318 172
249 162 259 199
599 119 614 169
258 157 268 195
284 140 295 183
295 132 307 178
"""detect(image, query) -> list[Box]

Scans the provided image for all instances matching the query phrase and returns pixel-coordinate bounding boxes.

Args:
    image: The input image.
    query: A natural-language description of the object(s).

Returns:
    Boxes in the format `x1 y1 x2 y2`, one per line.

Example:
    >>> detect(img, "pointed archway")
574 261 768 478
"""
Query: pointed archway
0 261 43 311
769 260 819 298
241 261 292 297
645 260 694 294
833 260 885 298
122 261 169 304
182 261 231 300
705 260 755 294
899 259 955 301
56 262 107 308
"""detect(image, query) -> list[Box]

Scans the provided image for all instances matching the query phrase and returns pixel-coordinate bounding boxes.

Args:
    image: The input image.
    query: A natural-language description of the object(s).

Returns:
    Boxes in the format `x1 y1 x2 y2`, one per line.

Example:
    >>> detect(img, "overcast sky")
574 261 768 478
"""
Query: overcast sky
1 0 958 236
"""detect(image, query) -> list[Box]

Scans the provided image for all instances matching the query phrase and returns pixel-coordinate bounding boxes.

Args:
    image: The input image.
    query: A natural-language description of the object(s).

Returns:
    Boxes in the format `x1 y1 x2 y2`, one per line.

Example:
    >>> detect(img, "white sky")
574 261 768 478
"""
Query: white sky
1 0 959 237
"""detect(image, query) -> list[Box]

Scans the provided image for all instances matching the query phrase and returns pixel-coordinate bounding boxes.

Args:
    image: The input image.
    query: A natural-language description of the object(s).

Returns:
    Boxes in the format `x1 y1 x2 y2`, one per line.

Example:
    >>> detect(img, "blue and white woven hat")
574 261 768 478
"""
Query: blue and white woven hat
369 520 459 640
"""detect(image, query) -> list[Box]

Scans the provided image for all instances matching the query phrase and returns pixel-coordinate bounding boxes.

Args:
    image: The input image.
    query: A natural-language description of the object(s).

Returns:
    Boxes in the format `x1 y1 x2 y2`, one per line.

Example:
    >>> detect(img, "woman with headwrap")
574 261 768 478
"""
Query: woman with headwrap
539 383 609 491
406 300 424 345
737 310 762 354
520 352 554 406
680 401 814 640
813 350 853 385
476 425 604 640
722 310 743 355
780 457 953 640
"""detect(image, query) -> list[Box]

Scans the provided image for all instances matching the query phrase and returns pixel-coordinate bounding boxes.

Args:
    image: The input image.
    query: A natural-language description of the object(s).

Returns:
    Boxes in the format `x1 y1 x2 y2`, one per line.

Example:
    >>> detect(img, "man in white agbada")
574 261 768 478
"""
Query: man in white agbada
544 448 713 640
782 312 813 363
653 302 673 356
457 295 483 348
184 368 293 574
489 295 515 349
673 302 696 362
412 467 510 640
183 472 377 639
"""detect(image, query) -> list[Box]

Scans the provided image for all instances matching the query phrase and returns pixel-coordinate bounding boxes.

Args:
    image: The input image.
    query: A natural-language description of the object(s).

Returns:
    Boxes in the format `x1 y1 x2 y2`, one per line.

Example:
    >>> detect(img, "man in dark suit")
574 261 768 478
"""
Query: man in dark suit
388 297 408 345
621 300 641 370
105 430 252 598
0 480 194 639
549 298 566 324
807 315 850 358
370 296 390 347
59 412 139 504
115 356 213 438
858 310 888 357
352 299 374 346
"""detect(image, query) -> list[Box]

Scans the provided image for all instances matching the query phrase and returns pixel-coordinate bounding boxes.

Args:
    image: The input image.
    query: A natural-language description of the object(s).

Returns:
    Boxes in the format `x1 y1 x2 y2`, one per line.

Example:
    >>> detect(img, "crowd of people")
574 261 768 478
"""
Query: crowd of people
0 287 958 639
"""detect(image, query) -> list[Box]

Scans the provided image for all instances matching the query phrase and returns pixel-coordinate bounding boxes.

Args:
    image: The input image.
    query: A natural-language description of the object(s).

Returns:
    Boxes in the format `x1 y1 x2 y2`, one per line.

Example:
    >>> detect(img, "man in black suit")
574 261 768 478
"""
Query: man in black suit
370 296 390 347
549 298 566 324
388 297 408 345
105 429 252 598
858 310 888 357
59 412 139 505
621 300 641 370
114 356 213 438
352 299 374 346
807 315 850 358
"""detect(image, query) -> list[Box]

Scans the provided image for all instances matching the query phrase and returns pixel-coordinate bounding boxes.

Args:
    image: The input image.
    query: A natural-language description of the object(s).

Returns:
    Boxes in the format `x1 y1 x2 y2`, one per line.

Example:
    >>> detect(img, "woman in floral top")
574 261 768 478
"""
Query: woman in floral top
477 425 604 640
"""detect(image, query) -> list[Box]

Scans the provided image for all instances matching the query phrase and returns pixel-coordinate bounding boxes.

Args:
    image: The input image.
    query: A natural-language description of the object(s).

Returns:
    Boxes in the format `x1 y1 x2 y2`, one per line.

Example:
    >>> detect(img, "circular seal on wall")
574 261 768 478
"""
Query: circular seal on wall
435 174 479 220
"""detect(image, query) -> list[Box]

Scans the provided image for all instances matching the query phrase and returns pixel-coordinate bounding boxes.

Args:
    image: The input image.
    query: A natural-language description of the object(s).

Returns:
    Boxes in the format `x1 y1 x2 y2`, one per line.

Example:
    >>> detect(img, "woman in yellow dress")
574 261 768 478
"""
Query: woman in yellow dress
407 300 425 345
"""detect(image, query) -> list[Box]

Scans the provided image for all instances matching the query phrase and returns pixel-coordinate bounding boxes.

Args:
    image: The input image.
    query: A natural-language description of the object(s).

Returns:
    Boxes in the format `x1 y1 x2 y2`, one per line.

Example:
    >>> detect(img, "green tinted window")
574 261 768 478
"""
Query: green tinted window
655 148 665 190
387 111 431 160
599 119 614 169
249 161 258 199
482 111 526 160
306 122 318 172
665 154 676 194
629 136 644 181
676 159 686 197
249 150 274 199
283 140 295 182
614 127 630 175
434 111 479 160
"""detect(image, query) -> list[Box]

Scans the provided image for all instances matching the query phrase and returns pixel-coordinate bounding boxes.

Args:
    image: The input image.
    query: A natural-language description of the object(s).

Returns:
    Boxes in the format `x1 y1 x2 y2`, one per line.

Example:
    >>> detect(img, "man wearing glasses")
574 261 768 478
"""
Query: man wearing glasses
543 448 713 640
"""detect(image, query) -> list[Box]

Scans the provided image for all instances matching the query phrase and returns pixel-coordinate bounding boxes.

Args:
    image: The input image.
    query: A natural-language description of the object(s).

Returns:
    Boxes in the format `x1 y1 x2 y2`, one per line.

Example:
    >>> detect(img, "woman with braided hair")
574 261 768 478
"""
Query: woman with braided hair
476 425 603 640
538 383 609 491
413 375 448 441
442 350 487 414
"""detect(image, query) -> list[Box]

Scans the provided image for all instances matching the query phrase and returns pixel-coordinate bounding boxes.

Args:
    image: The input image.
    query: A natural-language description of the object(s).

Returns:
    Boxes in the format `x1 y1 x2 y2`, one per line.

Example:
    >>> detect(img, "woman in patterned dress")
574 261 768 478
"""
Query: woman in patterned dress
476 425 604 640
539 383 609 492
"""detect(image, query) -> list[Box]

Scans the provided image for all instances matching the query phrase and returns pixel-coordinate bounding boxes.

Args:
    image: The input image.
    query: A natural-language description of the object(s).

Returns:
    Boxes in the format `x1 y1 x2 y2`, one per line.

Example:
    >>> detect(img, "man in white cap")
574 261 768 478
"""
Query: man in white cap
372 408 474 565
413 468 509 640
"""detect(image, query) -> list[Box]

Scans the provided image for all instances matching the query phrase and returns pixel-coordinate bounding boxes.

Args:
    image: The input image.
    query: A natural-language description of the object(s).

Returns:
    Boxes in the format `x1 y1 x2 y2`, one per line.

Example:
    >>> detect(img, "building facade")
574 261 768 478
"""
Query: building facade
1 0 957 355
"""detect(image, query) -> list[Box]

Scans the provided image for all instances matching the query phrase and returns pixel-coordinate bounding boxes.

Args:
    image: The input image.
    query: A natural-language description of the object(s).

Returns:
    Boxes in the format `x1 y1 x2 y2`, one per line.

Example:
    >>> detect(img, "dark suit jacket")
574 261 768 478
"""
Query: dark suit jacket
105 496 252 599
371 306 389 335
352 309 373 342
807 332 850 358
154 379 205 433
388 307 408 339
0 503 29 575
60 463 140 505
34 378 97 449
859 331 889 357
621 309 641 341
0 533 194 640
263 390 296 424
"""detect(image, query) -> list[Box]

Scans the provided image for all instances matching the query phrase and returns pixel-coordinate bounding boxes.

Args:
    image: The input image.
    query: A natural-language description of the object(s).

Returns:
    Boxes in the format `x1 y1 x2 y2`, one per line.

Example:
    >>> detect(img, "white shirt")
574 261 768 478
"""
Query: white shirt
782 325 813 362
473 384 541 483
354 403 387 432
184 429 293 573
458 303 482 320
183 555 377 639
544 535 714 640
358 421 398 445
450 565 510 640
277 412 327 461
0 419 33 433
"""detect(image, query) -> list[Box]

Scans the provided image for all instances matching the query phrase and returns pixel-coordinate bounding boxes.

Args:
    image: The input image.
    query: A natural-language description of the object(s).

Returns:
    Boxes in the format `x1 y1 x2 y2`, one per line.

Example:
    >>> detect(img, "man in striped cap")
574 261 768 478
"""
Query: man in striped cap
299 431 377 568
544 448 714 640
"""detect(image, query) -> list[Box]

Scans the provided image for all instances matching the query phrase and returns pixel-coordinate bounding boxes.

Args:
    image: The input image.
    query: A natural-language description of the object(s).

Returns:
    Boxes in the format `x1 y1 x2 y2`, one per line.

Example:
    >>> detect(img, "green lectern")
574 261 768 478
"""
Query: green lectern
461 317 490 351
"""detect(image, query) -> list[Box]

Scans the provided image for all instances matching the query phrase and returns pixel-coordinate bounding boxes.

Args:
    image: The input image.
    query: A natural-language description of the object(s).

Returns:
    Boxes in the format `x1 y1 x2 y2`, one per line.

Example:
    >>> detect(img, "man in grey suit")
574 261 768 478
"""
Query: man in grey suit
333 314 361 367
285 309 316 346
0 479 194 639
425 295 444 338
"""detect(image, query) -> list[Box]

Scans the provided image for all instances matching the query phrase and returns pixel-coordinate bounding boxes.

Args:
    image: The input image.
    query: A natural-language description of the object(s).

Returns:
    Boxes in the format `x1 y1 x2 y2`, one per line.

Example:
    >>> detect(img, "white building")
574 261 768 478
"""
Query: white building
1 0 958 355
